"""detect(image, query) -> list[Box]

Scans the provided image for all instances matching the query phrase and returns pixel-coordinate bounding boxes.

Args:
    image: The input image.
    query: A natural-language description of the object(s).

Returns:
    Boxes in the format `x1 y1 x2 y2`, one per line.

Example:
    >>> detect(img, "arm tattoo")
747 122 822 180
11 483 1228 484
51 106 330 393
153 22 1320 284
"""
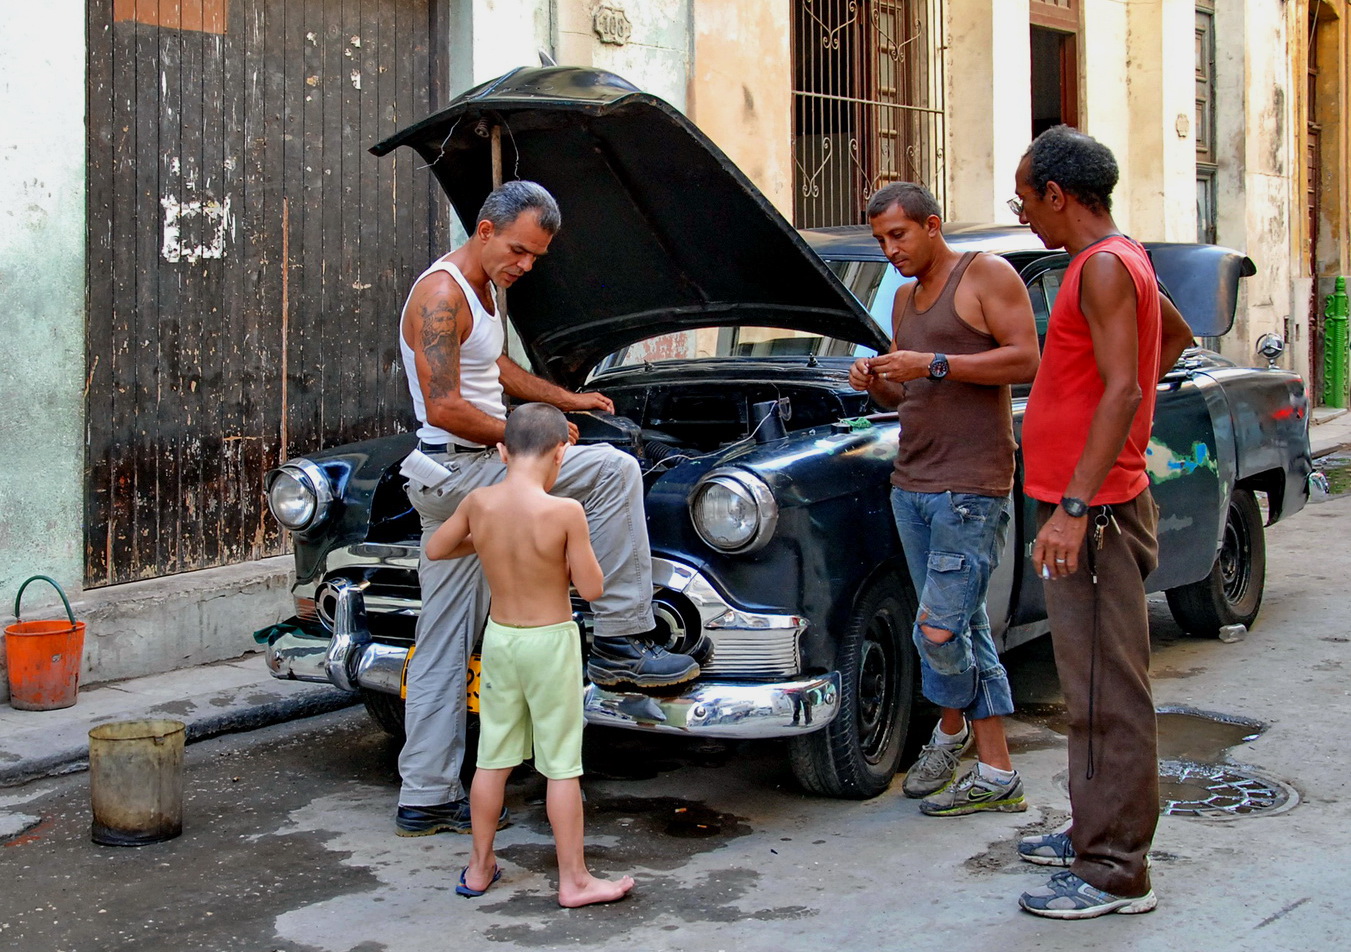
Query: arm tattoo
421 298 462 400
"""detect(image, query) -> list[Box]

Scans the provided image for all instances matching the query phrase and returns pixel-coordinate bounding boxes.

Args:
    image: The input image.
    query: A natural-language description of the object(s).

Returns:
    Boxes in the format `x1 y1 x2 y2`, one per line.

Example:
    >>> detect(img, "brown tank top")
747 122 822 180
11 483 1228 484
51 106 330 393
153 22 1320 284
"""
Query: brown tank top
891 251 1016 496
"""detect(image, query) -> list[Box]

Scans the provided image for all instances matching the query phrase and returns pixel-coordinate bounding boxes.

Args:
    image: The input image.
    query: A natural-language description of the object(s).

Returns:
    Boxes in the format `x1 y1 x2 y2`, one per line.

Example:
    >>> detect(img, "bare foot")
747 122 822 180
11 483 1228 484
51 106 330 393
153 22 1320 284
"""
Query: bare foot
557 874 635 908
457 862 501 897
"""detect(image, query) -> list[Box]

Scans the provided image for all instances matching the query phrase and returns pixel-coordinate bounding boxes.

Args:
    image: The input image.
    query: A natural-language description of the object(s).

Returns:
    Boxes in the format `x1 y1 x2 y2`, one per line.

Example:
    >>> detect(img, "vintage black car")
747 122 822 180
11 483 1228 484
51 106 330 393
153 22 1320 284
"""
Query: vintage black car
259 66 1315 799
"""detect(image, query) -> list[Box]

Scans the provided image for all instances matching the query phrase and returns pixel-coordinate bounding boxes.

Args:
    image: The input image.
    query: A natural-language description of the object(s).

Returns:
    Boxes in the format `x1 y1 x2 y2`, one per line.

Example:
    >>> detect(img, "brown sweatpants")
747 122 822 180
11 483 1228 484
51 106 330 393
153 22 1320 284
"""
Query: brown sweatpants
1036 489 1160 899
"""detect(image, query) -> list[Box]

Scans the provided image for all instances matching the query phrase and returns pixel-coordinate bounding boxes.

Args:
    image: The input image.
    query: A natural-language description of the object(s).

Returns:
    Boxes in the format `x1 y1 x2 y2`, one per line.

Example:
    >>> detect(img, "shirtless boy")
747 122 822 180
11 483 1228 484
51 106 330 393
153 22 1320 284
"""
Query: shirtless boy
426 402 634 908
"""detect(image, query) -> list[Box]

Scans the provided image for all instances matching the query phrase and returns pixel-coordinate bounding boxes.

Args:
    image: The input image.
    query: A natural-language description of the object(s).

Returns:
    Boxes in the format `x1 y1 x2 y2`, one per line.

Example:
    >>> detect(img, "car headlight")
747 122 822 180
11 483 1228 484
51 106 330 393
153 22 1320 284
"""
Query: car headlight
690 469 778 553
265 460 333 531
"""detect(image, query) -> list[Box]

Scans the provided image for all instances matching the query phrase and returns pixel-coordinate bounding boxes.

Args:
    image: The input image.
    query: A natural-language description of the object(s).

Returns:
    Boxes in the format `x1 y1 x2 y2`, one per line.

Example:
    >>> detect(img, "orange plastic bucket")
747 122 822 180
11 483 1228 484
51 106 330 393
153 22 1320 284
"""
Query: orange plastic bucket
5 576 85 711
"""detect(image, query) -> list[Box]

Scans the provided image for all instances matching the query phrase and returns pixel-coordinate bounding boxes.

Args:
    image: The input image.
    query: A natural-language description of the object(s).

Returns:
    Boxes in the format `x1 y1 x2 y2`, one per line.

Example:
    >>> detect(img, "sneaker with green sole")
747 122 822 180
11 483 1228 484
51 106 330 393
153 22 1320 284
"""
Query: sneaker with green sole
901 730 972 798
919 765 1027 816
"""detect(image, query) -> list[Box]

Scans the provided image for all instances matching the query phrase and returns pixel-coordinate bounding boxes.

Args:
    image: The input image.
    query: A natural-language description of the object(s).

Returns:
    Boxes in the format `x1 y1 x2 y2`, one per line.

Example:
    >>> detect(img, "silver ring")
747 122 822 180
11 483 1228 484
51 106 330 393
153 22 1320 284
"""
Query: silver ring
1054 557 1067 563
880 372 888 380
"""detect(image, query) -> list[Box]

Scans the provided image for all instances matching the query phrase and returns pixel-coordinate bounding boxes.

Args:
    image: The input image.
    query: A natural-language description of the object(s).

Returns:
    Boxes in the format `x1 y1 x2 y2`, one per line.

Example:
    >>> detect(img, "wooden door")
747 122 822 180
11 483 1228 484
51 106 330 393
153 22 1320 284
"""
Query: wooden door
86 0 449 586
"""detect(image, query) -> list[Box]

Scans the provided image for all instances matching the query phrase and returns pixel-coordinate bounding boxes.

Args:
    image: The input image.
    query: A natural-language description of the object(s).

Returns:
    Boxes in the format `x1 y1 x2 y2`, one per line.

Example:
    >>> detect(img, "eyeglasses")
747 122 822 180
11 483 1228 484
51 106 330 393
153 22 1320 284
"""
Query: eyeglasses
1007 196 1025 217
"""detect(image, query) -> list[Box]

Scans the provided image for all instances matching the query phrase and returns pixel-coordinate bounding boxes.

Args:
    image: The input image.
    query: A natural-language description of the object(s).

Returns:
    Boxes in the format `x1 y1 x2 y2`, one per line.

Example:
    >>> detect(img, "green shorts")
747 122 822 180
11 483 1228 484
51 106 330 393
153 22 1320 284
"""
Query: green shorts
476 618 584 780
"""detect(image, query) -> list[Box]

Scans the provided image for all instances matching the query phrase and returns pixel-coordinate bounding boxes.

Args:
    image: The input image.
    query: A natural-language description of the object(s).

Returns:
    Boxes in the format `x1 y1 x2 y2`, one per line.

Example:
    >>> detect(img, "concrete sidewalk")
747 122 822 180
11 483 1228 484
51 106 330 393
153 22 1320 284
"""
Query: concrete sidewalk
1311 405 1351 457
0 654 356 787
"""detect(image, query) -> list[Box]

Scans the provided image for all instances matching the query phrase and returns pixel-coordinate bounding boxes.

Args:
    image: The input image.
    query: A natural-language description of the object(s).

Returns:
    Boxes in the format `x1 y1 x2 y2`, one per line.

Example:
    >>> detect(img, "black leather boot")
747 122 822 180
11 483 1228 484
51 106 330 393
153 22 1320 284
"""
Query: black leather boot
586 636 700 688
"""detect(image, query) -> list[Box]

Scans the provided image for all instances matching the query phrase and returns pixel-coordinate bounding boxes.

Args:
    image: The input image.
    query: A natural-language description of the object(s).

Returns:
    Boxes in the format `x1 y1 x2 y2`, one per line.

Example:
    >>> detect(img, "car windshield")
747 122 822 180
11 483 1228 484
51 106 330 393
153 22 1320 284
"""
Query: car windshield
591 325 877 377
822 258 913 334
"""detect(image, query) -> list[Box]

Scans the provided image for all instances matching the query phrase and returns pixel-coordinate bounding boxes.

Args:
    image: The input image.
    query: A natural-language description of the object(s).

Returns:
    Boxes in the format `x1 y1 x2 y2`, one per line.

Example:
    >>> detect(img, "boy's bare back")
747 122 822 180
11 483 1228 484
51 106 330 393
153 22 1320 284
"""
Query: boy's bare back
458 480 600 627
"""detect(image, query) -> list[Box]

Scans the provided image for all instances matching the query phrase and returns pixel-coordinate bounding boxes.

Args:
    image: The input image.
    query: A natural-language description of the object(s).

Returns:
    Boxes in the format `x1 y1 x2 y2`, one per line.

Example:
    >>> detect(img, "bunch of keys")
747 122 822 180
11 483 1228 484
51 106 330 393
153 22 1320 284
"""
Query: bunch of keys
1092 506 1121 550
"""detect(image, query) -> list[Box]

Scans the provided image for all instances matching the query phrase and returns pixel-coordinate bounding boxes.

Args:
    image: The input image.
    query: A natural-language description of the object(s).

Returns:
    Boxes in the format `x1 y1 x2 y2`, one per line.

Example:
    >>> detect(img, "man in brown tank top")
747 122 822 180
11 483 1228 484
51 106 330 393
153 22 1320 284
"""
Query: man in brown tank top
849 182 1040 816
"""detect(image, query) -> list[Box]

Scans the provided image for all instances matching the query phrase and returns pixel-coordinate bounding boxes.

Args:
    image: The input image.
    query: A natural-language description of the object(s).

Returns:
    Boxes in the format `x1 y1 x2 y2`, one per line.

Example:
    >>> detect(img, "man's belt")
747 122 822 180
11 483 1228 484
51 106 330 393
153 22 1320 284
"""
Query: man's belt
417 441 488 454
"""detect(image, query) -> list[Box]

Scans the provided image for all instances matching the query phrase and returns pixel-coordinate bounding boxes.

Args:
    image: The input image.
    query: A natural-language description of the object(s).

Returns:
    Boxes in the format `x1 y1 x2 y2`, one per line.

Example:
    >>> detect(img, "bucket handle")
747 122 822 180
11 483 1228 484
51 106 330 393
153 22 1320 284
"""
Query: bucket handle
13 575 76 626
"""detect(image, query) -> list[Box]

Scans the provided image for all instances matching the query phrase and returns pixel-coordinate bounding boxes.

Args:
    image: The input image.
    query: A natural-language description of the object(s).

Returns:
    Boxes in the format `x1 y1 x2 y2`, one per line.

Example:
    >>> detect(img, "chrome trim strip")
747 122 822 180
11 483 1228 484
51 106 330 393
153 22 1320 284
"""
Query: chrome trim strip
652 556 804 633
583 672 840 738
327 543 420 571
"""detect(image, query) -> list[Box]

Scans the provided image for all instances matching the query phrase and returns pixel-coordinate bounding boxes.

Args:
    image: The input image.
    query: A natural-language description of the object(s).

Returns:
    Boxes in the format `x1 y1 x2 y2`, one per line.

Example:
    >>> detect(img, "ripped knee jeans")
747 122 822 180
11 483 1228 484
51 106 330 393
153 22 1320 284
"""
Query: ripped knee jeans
890 488 1014 720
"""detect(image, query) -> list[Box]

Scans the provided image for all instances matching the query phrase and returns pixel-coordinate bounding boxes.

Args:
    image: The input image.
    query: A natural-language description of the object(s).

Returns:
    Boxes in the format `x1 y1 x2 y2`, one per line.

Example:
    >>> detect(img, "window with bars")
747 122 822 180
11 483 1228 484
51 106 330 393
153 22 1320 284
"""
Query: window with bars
1196 2 1217 244
791 0 946 227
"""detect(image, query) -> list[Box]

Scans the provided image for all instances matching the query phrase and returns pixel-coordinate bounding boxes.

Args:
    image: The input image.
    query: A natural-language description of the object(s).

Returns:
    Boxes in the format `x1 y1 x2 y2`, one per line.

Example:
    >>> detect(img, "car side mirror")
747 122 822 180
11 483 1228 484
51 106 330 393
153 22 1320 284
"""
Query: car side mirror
1256 331 1285 369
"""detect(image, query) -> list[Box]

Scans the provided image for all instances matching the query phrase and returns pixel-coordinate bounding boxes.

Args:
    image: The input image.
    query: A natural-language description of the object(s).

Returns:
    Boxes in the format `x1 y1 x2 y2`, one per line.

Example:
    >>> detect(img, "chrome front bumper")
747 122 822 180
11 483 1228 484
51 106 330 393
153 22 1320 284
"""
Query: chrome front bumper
264 561 840 739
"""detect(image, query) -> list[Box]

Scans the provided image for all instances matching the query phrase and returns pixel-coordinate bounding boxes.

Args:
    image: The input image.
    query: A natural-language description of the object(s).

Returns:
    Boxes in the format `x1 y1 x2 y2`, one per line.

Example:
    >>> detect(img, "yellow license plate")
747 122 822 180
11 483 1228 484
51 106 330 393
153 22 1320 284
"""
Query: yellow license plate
400 645 483 714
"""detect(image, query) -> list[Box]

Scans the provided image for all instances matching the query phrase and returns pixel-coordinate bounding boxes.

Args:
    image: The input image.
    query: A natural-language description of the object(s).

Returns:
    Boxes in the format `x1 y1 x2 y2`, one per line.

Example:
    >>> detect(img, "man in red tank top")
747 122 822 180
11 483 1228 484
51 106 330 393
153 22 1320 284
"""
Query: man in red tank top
1011 127 1194 919
849 183 1040 817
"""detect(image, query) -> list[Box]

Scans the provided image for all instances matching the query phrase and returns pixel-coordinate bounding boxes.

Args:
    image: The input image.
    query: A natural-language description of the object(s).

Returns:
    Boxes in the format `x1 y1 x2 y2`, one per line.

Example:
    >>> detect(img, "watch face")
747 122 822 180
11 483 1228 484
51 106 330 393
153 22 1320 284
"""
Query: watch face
929 355 949 379
1060 497 1088 517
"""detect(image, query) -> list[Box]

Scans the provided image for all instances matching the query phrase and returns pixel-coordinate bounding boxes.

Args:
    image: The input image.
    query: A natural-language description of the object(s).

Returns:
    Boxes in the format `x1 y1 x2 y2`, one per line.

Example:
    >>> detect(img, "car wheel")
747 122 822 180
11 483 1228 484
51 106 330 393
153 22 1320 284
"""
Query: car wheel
788 572 918 799
360 687 480 781
361 688 407 740
1165 488 1266 637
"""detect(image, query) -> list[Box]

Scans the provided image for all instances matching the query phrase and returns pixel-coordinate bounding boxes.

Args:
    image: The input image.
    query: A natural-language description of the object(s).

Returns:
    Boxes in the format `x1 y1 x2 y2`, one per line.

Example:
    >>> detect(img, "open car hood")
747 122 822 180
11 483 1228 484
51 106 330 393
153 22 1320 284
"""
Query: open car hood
372 67 886 384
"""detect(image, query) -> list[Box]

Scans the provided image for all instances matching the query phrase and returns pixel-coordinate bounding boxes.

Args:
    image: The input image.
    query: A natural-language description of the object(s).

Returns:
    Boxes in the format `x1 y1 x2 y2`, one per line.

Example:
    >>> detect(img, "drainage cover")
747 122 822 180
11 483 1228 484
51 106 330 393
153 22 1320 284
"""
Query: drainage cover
1159 760 1295 818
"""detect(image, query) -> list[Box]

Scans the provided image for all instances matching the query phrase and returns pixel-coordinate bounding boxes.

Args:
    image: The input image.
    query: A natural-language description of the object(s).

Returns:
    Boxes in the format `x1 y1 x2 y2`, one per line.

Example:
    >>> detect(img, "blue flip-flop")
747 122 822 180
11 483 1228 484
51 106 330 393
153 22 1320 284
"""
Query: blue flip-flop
456 865 502 898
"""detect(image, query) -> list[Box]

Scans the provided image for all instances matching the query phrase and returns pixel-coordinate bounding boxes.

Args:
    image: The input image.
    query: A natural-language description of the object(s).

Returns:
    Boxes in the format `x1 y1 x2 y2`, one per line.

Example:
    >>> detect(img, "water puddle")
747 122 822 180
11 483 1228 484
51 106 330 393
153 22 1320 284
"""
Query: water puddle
1016 703 1296 818
660 802 721 837
1312 451 1351 500
1155 708 1261 762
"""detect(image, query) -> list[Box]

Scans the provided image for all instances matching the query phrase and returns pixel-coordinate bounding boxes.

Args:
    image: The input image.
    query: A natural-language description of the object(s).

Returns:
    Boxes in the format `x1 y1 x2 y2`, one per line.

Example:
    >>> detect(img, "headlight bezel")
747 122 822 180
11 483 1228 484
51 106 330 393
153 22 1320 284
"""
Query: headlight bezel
689 468 779 554
265 459 334 532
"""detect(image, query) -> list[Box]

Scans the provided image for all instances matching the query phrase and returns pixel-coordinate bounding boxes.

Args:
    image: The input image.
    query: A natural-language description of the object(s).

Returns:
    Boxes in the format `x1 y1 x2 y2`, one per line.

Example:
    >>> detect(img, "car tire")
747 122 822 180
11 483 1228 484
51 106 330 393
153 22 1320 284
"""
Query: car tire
788 572 918 800
361 688 407 741
1165 487 1266 637
360 687 481 781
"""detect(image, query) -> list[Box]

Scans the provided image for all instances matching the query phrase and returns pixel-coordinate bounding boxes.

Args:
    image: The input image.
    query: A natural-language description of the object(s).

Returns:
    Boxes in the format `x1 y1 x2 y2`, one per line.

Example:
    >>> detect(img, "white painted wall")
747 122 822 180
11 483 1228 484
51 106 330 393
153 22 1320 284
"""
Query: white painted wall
688 0 793 216
1121 0 1196 241
0 2 86 604
947 0 1032 225
554 0 692 111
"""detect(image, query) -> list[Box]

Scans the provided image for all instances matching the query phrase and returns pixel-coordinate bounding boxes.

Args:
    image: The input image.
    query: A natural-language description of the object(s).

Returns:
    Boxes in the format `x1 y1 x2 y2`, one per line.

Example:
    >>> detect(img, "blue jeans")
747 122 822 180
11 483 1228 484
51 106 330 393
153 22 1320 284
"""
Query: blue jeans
890 488 1013 721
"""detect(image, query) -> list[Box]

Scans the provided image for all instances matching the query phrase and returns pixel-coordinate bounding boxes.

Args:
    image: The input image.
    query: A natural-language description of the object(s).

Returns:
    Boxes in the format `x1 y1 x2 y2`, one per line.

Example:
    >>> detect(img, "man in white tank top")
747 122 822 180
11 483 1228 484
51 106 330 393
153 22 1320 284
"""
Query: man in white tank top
393 181 701 838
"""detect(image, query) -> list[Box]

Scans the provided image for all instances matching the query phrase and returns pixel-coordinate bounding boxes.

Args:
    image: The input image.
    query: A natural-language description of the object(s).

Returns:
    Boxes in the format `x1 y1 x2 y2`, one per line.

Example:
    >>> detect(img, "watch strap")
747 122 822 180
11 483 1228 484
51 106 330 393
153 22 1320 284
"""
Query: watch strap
1060 496 1089 518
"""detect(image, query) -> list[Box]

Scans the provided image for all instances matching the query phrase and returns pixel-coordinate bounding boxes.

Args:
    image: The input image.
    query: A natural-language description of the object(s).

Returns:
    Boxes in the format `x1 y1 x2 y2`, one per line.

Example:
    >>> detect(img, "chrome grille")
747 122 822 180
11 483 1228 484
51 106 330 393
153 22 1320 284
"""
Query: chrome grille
294 596 319 623
702 629 801 679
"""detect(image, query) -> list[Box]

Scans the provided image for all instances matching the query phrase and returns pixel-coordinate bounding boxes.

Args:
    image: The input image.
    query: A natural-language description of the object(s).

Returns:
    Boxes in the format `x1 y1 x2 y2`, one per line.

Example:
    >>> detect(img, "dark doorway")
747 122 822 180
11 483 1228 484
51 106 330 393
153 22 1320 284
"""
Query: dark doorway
85 0 450 586
1030 26 1078 137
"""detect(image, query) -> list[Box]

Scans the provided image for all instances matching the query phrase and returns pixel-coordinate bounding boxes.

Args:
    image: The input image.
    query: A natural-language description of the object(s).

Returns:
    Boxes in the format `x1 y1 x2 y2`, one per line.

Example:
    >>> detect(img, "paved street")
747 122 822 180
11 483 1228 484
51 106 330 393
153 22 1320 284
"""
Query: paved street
2 490 1349 952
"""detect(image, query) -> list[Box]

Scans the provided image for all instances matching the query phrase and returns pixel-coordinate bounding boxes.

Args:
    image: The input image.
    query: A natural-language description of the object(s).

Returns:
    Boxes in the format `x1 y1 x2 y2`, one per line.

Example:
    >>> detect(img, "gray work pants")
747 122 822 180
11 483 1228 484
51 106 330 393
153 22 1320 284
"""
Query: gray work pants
397 443 655 806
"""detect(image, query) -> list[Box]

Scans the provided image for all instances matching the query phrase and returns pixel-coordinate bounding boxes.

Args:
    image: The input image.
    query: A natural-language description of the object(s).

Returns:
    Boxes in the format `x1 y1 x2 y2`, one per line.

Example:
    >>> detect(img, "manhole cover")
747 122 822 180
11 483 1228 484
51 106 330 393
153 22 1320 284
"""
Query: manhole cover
1159 760 1297 818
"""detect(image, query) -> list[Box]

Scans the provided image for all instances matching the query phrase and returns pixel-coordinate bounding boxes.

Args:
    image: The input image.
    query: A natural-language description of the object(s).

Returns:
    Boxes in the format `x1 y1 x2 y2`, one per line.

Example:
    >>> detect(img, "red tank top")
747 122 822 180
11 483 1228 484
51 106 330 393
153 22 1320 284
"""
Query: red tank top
1022 235 1161 505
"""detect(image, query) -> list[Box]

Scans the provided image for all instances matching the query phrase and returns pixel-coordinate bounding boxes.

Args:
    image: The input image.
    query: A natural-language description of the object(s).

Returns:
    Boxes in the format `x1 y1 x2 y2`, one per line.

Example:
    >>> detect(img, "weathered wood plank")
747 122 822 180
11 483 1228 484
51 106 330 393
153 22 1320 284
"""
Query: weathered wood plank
86 0 117 586
88 0 444 583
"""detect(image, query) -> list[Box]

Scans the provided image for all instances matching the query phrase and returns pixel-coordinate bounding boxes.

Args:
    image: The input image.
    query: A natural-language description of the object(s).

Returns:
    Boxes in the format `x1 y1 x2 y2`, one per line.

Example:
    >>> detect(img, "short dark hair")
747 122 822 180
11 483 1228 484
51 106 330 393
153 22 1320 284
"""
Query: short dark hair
478 180 562 234
504 402 569 457
866 182 942 224
1022 125 1119 214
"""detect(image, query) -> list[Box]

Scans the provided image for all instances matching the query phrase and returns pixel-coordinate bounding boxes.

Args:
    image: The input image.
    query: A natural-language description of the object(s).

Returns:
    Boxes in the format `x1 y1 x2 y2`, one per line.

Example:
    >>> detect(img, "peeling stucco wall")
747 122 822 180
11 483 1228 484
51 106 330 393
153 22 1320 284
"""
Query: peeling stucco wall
1211 1 1298 376
687 0 793 218
946 0 1031 225
0 1 87 604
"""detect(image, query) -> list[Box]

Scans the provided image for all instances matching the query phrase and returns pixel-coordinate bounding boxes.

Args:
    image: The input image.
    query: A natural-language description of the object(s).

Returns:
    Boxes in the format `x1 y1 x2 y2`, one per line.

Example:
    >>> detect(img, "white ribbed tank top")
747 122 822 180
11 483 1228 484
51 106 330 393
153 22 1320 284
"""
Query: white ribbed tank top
398 259 506 447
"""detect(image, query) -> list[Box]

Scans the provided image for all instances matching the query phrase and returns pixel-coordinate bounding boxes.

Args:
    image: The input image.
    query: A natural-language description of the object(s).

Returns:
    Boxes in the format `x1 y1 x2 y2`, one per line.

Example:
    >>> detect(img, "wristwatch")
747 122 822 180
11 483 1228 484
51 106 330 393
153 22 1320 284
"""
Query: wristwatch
927 353 949 380
1059 496 1089 518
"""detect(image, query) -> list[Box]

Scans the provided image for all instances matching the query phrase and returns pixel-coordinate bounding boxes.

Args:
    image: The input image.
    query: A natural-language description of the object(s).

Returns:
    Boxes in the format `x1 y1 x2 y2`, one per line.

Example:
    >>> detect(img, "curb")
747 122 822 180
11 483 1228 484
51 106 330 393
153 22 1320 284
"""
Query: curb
0 687 359 788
